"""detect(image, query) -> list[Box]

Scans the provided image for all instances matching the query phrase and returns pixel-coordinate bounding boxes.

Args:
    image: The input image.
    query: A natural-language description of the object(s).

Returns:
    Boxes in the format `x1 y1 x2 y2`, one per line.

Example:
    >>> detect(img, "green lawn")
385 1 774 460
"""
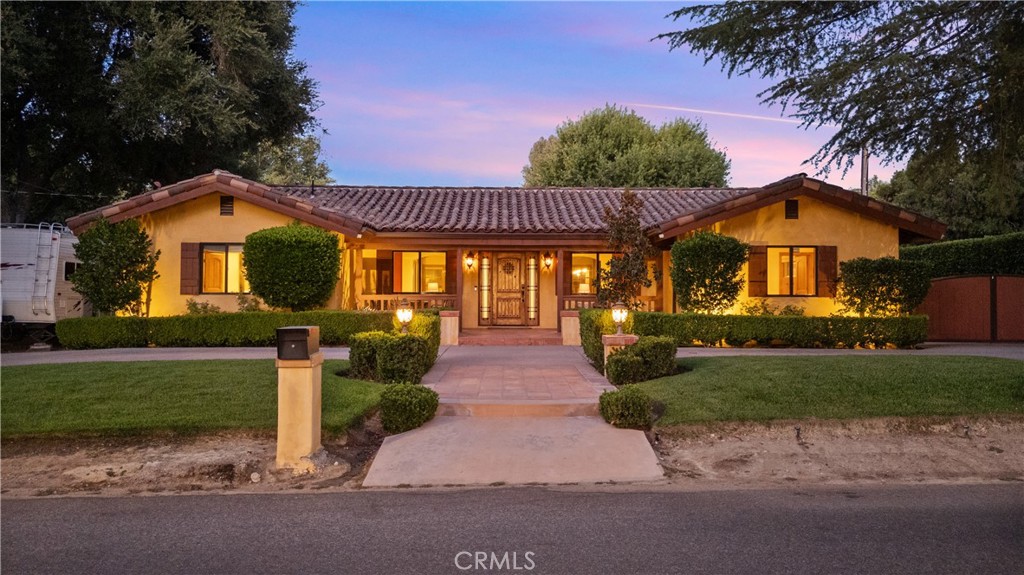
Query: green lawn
638 356 1024 426
1 360 381 437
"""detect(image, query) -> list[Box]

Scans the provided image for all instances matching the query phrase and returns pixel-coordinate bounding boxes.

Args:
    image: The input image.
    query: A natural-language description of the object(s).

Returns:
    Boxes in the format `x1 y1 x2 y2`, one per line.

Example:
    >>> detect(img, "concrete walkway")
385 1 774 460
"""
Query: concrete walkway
366 345 662 488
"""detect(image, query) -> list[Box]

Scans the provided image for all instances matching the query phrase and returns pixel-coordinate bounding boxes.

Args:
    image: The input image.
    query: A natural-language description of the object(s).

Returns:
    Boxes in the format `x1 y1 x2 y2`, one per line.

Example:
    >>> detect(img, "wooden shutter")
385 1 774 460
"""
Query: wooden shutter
377 250 393 294
180 243 200 295
747 246 767 297
817 245 838 297
445 251 457 294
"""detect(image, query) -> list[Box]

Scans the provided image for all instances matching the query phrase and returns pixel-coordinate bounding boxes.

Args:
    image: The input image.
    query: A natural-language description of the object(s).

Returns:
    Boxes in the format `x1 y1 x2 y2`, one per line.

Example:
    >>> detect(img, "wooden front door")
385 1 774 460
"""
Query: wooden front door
493 252 526 326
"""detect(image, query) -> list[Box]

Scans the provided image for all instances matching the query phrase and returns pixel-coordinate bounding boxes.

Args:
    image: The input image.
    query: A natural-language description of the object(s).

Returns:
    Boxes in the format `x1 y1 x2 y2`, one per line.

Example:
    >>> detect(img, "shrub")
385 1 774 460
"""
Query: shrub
378 334 431 384
185 298 222 315
379 384 439 434
579 308 632 371
836 257 932 316
669 231 749 313
57 310 400 349
403 310 441 370
900 232 1024 278
629 311 928 349
236 294 263 312
55 316 149 349
607 336 678 385
349 331 392 380
71 218 160 316
599 385 654 429
243 223 340 311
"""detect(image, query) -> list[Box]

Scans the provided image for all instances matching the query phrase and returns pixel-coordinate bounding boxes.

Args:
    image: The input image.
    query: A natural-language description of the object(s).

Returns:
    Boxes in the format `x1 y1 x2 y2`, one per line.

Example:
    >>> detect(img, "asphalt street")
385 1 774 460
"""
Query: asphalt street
2 484 1021 574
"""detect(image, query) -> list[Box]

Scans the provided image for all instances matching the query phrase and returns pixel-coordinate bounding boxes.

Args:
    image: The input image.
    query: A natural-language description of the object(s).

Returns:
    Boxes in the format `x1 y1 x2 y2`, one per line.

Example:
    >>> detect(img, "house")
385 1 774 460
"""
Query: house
66 171 946 330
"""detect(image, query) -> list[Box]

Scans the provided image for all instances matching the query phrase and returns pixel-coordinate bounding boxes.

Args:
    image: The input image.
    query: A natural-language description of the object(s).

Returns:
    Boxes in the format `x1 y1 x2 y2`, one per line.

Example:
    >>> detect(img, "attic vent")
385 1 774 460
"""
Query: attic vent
784 199 799 220
220 196 234 216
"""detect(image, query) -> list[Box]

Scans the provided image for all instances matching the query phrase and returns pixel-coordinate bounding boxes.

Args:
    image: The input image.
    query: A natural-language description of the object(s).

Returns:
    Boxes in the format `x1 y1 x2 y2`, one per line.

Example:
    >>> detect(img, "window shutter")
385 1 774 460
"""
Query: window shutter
180 243 200 295
377 250 393 294
817 245 838 297
445 251 457 294
747 246 767 297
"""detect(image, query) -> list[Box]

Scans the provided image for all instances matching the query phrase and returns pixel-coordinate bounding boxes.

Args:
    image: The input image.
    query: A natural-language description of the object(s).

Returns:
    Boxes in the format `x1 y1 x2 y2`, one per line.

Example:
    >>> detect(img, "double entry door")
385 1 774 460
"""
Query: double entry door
483 252 539 327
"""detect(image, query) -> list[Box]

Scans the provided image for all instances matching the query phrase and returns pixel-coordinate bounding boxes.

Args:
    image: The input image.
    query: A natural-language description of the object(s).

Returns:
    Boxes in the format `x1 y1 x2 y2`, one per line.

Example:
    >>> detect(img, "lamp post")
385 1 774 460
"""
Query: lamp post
611 302 628 335
396 299 413 334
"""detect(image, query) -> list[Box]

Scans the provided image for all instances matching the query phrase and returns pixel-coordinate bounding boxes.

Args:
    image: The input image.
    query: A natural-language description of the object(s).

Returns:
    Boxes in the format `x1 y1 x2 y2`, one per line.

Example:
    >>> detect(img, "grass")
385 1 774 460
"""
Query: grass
1 360 381 437
638 356 1024 426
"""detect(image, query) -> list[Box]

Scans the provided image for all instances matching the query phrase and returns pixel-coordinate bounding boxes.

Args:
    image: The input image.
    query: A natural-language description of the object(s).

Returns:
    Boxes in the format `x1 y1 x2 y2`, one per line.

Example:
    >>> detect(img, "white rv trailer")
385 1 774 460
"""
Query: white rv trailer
1 222 86 326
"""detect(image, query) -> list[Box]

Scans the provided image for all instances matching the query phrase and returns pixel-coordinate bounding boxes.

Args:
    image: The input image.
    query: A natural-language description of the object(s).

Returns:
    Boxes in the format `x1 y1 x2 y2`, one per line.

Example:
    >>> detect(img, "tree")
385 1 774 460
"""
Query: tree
669 231 748 314
1 2 319 224
71 219 160 316
522 105 730 187
872 152 1023 239
659 2 1024 213
238 132 335 185
242 223 340 312
598 190 659 309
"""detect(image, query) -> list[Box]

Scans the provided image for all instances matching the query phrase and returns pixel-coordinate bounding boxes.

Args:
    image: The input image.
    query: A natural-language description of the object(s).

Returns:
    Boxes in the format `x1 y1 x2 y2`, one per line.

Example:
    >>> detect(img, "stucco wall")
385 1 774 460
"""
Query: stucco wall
662 195 900 317
142 194 345 316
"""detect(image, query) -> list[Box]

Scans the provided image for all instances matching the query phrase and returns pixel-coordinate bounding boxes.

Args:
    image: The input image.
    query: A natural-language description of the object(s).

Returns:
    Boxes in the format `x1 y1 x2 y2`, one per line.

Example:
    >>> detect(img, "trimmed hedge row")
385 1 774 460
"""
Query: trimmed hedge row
901 232 1024 278
606 336 677 386
579 309 929 370
56 310 440 353
349 331 432 385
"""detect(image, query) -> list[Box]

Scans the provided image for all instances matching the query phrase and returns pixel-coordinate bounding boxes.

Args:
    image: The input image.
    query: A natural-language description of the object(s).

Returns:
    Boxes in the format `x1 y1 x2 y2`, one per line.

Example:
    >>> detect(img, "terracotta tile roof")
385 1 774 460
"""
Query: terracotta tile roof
66 170 946 241
272 184 756 234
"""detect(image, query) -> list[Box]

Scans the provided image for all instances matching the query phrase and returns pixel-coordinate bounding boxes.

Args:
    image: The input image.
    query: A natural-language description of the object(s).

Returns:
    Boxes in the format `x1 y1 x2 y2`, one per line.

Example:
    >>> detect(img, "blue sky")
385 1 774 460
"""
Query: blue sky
292 2 897 188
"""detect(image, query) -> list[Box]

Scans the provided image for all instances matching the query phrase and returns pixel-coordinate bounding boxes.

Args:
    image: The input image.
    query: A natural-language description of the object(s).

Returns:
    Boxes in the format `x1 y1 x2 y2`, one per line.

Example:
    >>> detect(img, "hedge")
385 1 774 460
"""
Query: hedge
900 231 1024 278
599 385 654 429
606 336 676 386
379 383 439 434
579 308 929 370
56 309 440 353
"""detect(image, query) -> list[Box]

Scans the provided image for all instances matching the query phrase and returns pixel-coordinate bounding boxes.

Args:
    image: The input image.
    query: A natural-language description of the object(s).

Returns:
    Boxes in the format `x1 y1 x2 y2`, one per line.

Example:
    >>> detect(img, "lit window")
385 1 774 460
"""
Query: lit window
767 247 816 296
421 252 446 293
201 244 249 294
393 251 447 294
571 254 597 295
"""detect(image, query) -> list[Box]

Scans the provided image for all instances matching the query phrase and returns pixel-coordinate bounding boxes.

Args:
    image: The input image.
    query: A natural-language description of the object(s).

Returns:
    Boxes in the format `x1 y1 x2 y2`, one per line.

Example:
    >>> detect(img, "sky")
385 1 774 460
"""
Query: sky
292 2 900 189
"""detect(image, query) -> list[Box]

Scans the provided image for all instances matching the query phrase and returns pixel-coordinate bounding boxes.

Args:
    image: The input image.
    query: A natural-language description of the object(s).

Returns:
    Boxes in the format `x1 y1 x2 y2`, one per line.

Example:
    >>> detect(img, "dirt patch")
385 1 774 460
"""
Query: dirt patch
1 416 385 499
3 415 1022 498
651 416 1024 487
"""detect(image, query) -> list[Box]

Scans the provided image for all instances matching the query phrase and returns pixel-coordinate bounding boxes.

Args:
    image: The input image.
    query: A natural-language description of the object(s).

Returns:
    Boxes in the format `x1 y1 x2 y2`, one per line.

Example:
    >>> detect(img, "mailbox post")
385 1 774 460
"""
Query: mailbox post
275 326 323 472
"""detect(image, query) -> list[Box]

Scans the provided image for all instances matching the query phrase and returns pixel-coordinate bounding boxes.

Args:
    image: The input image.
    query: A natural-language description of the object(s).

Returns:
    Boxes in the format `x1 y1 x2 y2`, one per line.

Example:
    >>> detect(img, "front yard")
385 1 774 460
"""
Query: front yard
1 360 380 437
640 356 1024 426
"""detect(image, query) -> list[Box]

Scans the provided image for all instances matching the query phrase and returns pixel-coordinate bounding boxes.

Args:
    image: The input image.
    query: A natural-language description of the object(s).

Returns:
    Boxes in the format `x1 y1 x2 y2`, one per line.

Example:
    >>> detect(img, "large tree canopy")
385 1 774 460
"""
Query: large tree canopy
522 105 730 188
659 2 1024 214
1 1 319 224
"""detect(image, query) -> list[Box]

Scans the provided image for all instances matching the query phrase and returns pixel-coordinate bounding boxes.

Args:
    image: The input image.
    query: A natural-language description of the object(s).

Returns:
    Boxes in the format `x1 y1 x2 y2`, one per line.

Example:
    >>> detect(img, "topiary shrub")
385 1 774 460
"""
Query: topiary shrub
605 353 647 386
669 230 749 313
378 334 431 384
243 223 340 311
605 336 677 385
599 385 654 429
835 257 932 317
379 383 439 434
349 331 393 380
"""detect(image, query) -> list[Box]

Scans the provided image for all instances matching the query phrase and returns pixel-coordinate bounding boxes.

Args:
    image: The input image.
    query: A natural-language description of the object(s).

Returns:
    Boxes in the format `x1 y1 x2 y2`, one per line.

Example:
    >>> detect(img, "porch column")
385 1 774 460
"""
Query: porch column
455 247 464 331
556 249 565 333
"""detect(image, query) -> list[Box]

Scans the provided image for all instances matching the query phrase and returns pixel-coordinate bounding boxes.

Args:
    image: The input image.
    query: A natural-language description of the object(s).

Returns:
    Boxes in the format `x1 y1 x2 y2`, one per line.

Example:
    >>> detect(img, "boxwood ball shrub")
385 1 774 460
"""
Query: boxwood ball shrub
379 384 439 434
243 223 340 312
599 385 654 429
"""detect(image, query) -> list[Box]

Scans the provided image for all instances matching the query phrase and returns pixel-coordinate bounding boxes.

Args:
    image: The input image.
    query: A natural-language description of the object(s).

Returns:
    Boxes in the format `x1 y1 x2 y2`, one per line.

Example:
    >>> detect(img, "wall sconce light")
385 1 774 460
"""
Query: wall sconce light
396 299 413 333
542 252 554 270
611 301 628 335
464 251 476 271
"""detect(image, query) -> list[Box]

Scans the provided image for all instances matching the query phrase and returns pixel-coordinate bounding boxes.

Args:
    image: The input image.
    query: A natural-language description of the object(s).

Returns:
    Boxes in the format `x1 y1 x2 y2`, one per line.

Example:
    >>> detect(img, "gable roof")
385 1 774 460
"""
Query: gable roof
66 171 946 241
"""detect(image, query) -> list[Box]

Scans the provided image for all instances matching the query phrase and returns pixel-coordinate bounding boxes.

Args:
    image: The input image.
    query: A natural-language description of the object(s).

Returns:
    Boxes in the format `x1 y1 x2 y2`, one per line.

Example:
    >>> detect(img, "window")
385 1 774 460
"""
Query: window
201 244 249 294
570 253 614 295
785 199 799 219
767 247 816 296
220 196 234 216
392 251 447 294
64 262 79 281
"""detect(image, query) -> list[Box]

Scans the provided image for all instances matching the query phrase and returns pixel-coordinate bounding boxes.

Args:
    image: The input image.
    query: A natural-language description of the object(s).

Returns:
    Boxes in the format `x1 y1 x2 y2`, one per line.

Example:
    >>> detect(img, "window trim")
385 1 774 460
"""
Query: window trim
766 245 817 297
569 252 617 296
199 243 249 295
391 250 449 295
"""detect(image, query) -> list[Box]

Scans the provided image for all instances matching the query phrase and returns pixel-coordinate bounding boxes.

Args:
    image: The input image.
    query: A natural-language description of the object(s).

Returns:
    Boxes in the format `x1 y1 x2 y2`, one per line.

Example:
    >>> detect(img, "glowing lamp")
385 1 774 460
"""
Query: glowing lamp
396 299 414 333
611 302 628 335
